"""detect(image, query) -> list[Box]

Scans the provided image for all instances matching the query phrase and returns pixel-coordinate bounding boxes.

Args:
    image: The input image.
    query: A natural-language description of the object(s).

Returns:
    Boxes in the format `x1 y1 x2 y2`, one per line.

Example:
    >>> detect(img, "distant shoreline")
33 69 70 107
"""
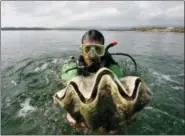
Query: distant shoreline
132 27 184 33
1 27 184 33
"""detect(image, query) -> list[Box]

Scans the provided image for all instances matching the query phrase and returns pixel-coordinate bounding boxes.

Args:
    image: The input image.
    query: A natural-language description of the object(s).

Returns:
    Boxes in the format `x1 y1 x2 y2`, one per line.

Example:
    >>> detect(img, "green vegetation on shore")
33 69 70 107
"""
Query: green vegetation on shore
131 27 184 33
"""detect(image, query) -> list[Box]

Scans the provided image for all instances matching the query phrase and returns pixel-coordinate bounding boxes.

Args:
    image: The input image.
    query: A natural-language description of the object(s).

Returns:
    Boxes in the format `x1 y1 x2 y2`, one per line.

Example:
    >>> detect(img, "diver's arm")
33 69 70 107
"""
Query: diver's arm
60 59 79 83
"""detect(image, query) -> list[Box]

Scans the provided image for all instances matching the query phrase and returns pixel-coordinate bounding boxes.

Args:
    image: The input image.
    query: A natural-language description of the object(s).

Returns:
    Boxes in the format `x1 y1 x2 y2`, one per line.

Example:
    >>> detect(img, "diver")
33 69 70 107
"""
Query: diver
60 30 137 132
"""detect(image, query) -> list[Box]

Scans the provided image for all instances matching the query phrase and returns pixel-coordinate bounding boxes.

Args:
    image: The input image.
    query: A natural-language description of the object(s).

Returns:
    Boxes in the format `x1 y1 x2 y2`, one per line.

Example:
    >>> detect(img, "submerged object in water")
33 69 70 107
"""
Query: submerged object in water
53 67 152 132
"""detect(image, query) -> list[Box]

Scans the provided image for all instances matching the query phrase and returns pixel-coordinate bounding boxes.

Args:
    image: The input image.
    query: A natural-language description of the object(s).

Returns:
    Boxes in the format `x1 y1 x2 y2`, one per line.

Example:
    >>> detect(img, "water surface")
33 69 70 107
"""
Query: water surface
1 30 184 134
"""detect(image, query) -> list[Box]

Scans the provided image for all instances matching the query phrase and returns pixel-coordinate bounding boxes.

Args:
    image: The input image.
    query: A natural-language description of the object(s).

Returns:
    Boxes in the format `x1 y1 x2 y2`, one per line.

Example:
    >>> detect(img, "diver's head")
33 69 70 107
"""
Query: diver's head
81 30 105 66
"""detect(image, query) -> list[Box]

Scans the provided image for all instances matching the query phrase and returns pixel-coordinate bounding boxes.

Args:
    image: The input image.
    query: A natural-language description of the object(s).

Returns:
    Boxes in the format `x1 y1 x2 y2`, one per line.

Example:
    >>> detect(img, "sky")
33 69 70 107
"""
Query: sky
1 1 184 28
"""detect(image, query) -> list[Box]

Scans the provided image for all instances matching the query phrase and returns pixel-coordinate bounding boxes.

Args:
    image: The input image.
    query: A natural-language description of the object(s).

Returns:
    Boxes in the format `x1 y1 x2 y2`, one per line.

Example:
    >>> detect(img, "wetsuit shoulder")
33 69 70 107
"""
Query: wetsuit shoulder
108 64 124 78
60 57 79 82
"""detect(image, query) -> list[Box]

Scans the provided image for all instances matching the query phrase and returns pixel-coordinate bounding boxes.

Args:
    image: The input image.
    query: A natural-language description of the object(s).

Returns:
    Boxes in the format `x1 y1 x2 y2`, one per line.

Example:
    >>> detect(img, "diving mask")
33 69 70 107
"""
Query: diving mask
81 44 105 57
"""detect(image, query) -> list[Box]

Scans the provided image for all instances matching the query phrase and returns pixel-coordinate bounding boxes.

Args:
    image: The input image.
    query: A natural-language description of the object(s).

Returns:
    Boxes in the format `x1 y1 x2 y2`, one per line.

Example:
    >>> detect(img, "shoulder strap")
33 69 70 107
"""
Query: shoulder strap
76 55 89 76
100 52 118 68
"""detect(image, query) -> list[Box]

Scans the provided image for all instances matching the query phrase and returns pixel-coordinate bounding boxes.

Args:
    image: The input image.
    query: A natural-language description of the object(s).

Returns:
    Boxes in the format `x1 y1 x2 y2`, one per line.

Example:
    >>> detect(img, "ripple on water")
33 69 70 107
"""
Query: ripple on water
144 107 184 124
34 63 48 72
150 69 181 85
1 54 184 135
172 86 184 90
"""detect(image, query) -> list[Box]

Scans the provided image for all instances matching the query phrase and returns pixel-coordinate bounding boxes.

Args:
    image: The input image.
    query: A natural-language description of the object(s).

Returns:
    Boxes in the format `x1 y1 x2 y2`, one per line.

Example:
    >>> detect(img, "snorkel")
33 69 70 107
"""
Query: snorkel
105 41 138 73
105 41 118 52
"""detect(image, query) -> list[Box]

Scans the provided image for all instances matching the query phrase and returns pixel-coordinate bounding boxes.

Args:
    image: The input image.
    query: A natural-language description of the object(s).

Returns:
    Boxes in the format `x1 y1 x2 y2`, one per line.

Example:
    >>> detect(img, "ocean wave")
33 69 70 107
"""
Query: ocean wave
51 59 58 64
144 107 184 124
172 86 184 90
151 70 181 85
17 98 37 118
11 80 17 86
34 63 48 72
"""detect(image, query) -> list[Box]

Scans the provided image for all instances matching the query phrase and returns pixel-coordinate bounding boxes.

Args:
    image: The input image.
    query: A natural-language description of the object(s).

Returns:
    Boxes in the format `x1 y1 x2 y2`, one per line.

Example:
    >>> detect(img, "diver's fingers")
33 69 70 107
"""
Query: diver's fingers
80 122 90 130
109 130 118 135
75 125 89 131
79 122 87 127
74 122 89 131
66 113 89 131
66 113 76 125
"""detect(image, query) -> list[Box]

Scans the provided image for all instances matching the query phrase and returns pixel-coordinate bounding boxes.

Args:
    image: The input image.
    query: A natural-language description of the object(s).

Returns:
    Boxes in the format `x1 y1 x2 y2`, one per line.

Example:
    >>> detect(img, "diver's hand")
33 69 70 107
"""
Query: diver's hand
66 112 89 131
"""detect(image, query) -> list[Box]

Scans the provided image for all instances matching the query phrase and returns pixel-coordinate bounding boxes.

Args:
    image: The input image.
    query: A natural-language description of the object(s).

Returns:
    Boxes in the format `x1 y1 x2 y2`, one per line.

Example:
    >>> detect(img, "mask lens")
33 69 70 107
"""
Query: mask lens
84 46 91 54
95 46 102 55
82 44 105 56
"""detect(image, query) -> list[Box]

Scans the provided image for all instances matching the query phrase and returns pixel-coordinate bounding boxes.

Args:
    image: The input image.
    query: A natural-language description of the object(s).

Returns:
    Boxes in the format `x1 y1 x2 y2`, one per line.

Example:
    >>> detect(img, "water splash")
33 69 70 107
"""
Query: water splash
18 98 37 118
